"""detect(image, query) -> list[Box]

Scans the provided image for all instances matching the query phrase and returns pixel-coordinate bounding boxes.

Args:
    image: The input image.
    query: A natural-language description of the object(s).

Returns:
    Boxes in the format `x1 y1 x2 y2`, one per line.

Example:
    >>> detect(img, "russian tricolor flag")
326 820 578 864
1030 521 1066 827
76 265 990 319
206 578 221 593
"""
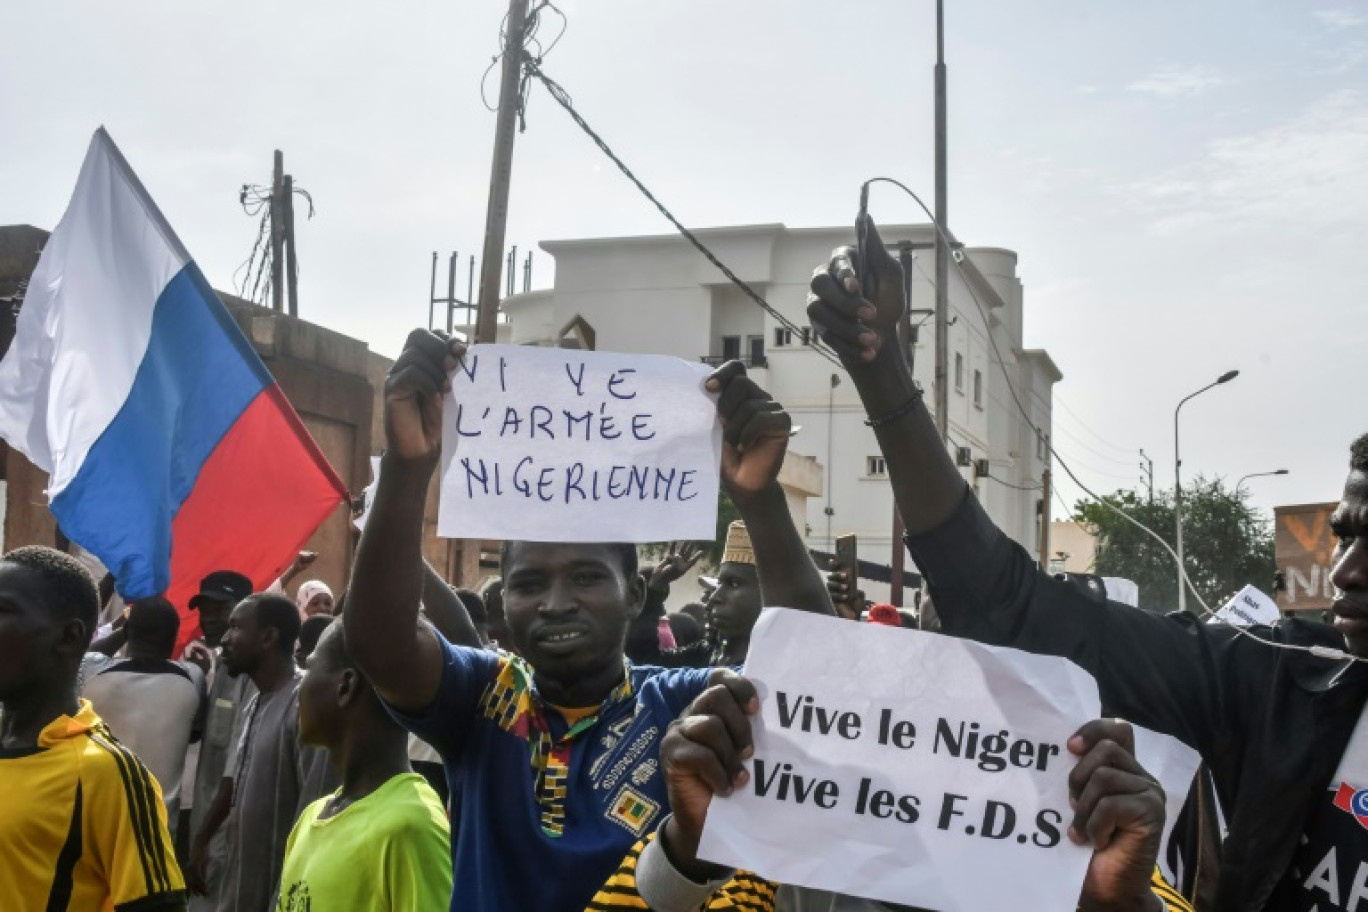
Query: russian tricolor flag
0 129 348 645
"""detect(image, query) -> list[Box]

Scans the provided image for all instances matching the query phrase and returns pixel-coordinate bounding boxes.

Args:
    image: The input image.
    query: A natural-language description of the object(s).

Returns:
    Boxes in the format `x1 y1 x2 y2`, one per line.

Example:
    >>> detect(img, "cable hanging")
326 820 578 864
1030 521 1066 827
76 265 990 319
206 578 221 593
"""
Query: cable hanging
508 41 845 368
232 181 315 306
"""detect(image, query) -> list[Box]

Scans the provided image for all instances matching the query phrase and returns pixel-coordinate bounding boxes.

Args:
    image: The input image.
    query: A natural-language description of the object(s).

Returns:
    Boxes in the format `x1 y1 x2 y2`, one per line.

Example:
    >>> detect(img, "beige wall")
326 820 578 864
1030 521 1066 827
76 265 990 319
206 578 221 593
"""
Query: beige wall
1048 521 1097 574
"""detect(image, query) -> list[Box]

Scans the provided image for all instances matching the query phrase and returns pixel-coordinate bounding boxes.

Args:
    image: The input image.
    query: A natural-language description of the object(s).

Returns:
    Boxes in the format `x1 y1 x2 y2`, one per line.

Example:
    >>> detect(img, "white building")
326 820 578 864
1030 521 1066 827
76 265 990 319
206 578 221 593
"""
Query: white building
480 223 1059 602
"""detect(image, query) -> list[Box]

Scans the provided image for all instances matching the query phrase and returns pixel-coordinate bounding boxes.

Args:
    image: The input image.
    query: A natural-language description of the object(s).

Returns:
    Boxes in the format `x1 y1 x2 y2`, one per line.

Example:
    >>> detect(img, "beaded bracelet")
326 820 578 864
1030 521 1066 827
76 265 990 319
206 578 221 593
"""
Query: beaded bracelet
864 384 925 428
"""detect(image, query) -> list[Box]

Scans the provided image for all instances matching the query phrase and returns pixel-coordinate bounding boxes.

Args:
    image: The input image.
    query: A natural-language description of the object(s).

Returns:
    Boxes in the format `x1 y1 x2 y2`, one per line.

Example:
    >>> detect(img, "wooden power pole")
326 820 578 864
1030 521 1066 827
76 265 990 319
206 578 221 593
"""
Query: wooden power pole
474 0 532 345
283 174 299 318
270 150 285 313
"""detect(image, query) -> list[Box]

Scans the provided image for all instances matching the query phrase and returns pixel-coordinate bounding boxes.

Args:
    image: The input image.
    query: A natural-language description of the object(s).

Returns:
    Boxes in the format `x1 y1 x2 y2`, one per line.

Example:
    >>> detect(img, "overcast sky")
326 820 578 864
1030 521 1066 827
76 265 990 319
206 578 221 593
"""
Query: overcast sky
3 1 1365 517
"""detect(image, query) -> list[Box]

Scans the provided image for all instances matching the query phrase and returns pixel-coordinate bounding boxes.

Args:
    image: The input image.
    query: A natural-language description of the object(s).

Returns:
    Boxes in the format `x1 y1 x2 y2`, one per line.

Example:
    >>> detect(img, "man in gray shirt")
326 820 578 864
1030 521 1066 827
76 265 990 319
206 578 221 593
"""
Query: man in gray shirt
189 592 333 912
82 596 206 836
183 572 254 912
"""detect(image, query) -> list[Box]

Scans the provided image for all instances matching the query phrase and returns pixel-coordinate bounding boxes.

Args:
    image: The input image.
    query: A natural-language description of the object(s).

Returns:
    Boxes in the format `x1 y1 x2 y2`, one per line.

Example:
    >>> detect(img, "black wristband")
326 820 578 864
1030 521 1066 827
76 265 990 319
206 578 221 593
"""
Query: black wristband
864 384 924 428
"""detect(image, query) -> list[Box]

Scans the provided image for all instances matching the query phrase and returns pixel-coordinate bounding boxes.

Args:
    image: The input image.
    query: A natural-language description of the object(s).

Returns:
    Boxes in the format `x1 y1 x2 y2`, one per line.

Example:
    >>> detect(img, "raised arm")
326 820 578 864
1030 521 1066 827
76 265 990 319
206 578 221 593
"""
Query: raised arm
707 362 834 617
806 216 966 535
421 559 487 647
344 330 463 714
807 218 1264 758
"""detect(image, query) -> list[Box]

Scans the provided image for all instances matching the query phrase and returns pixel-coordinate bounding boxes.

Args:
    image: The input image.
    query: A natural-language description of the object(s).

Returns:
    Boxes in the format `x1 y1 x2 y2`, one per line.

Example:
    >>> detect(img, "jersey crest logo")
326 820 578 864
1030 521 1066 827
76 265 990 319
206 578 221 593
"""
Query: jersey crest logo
1333 782 1368 828
607 784 660 837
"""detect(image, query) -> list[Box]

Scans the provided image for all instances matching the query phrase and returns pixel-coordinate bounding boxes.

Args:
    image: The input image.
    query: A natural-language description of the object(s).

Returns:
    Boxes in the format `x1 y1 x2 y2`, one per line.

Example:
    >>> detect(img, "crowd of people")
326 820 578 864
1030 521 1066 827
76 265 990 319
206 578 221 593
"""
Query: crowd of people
0 219 1364 911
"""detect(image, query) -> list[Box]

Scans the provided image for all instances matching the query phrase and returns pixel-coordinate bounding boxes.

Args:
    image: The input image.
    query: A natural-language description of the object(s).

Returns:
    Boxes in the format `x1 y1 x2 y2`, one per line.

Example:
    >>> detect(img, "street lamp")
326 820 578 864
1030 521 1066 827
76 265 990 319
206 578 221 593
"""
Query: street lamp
1236 469 1289 492
1175 369 1239 613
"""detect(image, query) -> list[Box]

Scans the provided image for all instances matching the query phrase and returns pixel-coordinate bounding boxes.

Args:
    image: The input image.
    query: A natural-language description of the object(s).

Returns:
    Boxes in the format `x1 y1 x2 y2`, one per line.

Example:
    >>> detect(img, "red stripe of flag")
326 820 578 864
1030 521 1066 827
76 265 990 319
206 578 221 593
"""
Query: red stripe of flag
166 385 348 653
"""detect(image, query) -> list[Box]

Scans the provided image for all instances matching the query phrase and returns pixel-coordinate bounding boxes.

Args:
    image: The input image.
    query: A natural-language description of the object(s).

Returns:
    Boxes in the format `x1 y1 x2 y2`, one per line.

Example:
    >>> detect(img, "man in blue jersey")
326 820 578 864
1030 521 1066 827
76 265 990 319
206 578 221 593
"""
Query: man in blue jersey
344 330 834 912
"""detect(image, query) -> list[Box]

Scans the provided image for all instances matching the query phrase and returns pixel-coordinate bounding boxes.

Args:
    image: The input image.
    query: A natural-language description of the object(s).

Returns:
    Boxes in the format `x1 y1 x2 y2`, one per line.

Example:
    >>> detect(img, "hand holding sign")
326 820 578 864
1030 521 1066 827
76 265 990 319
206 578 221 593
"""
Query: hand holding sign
1068 721 1167 911
386 329 466 465
659 669 759 882
676 635 1171 910
708 361 791 501
698 609 1102 910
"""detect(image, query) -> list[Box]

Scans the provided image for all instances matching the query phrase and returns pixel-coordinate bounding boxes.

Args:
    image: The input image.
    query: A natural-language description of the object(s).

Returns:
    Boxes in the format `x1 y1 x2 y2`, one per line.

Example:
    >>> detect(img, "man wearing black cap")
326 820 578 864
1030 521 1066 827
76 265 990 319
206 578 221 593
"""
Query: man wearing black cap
181 571 253 911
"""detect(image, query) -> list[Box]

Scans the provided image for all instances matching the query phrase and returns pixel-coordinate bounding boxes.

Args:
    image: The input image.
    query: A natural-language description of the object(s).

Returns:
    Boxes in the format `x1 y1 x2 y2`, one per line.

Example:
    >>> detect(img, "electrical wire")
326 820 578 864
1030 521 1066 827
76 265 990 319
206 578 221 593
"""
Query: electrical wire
511 47 845 368
1048 420 1140 468
1052 392 1137 455
483 1 569 117
986 473 1042 492
1053 485 1077 523
859 176 1363 665
233 180 314 306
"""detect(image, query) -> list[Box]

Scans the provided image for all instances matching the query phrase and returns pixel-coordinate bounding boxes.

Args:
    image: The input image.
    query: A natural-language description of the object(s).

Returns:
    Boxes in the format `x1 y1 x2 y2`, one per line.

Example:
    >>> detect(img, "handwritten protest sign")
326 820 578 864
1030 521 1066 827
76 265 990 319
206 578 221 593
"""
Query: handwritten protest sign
437 345 721 542
1209 583 1280 627
698 609 1100 911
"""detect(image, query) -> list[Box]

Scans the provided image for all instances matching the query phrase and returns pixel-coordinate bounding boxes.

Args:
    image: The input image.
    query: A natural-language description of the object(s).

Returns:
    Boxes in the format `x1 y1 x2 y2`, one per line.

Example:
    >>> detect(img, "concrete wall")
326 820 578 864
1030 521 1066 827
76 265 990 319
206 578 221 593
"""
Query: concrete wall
1049 521 1098 574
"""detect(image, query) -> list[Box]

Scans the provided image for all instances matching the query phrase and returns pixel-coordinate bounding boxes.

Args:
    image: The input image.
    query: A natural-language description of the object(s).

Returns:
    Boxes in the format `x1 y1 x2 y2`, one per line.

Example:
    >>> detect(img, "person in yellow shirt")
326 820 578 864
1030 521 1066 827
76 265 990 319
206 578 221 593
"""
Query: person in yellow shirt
276 619 451 912
0 545 186 911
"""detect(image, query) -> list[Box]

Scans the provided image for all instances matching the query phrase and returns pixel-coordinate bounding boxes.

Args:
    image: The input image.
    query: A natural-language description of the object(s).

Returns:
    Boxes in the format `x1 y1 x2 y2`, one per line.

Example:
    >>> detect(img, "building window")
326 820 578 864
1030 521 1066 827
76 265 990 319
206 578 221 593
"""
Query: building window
774 328 793 347
867 456 887 477
801 327 811 346
973 369 983 409
722 336 741 362
955 353 964 391
748 336 766 367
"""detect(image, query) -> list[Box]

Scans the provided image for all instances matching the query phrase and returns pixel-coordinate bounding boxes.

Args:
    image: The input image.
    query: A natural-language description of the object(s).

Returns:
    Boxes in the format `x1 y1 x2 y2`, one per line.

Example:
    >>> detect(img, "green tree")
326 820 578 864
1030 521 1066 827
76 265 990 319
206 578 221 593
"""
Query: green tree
1073 476 1275 614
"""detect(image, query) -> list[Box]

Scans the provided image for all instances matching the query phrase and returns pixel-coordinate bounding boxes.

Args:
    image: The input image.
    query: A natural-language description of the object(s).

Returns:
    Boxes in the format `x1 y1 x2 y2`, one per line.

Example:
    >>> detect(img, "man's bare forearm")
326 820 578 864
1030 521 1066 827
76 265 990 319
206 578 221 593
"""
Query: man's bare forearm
344 453 442 709
422 559 486 647
733 482 833 616
849 357 967 537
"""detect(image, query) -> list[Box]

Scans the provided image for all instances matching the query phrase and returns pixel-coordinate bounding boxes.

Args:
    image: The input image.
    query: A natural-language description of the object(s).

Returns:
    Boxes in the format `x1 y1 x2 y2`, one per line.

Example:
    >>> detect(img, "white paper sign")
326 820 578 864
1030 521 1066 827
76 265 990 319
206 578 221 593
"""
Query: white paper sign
699 609 1101 911
354 456 381 531
1131 724 1204 889
1209 584 1280 627
1102 577 1140 608
437 345 721 542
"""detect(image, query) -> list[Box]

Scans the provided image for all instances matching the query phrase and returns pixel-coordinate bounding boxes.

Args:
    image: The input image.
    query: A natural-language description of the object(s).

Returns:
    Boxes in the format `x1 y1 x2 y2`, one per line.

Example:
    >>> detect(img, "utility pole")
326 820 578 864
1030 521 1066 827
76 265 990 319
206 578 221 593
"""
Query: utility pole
1038 468 1053 570
475 0 532 345
1140 449 1155 503
283 174 299 318
932 0 950 446
270 150 285 313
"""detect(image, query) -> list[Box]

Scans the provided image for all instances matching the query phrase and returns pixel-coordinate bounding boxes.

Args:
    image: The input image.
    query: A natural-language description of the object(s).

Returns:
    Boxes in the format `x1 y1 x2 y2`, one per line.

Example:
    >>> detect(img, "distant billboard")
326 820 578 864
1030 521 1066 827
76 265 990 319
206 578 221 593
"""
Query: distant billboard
1275 502 1338 612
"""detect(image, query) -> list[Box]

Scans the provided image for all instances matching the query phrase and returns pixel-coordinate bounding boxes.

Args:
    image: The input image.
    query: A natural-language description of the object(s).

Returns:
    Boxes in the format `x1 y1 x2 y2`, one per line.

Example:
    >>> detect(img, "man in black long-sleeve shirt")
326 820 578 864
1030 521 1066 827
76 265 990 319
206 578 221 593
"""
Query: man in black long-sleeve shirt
807 216 1368 912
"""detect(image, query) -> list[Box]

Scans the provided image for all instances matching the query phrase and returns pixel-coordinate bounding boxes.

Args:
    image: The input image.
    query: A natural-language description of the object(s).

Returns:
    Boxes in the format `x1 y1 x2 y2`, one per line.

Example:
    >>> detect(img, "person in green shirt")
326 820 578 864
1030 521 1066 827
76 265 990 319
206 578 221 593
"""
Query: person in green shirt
277 619 451 912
